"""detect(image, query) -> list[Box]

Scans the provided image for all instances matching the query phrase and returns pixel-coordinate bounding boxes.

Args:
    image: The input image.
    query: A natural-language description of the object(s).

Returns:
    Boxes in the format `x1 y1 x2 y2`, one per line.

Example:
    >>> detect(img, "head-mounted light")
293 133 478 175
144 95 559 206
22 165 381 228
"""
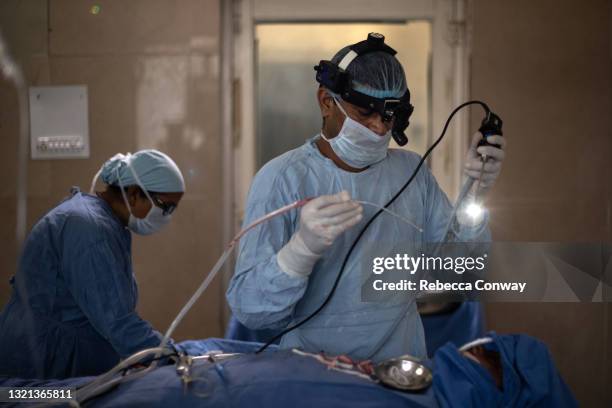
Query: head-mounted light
314 33 414 146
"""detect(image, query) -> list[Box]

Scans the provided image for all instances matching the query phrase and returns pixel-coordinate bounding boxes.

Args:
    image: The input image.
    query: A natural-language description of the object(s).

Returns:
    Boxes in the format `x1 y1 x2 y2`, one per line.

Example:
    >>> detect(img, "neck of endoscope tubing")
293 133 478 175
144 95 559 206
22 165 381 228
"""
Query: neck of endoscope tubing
256 100 490 354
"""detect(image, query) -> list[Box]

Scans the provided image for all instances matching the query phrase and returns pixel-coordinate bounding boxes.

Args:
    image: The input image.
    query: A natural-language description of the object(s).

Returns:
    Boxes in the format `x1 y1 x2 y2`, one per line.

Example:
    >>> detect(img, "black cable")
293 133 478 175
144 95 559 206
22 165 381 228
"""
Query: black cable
256 100 490 353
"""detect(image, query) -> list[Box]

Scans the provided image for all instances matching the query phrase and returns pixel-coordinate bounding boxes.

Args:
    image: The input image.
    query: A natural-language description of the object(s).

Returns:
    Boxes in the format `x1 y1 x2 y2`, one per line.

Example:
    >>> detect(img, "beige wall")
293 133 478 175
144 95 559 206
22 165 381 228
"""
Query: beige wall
470 0 612 405
0 0 224 340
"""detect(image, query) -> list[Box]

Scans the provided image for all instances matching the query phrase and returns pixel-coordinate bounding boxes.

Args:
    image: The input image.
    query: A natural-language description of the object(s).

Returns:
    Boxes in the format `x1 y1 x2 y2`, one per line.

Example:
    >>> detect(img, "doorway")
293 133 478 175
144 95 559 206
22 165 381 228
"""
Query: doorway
255 22 432 168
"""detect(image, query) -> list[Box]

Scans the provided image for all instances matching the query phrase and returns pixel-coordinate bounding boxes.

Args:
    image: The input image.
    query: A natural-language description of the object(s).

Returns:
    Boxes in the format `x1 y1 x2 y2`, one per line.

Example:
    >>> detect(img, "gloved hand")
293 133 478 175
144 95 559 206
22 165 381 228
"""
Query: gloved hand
464 132 506 194
277 191 363 277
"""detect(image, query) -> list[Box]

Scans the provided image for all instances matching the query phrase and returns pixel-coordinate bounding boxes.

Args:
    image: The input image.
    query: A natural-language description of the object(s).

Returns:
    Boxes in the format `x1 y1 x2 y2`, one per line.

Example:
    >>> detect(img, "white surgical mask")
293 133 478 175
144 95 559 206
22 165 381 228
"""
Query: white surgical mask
116 160 172 235
320 97 391 169
126 204 171 235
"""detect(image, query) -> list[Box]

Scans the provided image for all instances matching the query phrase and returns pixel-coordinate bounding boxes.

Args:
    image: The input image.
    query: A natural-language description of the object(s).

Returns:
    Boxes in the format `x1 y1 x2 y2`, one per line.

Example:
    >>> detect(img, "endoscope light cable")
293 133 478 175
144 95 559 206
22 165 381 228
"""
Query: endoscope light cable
256 100 491 353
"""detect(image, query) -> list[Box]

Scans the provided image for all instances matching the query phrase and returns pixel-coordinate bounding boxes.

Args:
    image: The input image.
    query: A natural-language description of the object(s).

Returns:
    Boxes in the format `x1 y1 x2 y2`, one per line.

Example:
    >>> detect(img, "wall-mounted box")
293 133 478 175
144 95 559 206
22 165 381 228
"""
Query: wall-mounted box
29 85 90 159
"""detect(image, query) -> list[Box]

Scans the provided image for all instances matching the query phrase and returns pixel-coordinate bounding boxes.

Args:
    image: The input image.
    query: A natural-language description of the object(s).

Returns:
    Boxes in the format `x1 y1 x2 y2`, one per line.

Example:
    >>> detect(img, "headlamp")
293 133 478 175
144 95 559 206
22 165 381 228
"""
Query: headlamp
314 33 414 146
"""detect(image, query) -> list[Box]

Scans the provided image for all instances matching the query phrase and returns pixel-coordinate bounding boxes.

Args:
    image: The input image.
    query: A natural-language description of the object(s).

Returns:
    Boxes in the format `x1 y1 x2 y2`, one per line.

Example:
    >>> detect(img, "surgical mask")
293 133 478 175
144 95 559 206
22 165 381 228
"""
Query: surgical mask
90 157 172 235
125 200 171 235
320 97 391 169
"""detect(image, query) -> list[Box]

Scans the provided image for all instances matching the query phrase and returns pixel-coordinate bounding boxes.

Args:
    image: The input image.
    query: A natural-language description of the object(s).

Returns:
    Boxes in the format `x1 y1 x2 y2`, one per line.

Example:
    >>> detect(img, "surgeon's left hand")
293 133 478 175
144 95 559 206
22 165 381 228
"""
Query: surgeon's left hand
464 132 506 193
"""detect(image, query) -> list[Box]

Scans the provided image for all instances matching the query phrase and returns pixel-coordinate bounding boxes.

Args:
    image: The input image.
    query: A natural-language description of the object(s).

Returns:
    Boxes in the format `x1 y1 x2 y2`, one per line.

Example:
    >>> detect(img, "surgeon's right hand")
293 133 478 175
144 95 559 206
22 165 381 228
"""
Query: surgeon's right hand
298 191 363 254
277 191 363 278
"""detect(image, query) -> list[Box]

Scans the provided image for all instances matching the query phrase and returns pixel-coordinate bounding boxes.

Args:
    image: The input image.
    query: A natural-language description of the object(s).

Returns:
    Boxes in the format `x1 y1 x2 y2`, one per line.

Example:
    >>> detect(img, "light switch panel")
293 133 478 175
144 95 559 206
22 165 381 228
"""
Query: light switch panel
29 85 90 159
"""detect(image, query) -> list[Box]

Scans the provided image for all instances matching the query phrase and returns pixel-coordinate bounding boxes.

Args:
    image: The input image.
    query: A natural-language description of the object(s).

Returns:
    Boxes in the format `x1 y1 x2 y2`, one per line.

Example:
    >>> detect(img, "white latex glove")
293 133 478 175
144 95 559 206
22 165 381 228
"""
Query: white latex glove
464 132 506 193
277 191 363 277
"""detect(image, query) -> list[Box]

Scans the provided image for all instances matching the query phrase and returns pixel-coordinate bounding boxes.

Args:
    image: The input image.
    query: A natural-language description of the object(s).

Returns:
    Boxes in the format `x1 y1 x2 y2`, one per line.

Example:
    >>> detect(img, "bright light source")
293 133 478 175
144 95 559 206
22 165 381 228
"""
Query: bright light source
465 202 484 220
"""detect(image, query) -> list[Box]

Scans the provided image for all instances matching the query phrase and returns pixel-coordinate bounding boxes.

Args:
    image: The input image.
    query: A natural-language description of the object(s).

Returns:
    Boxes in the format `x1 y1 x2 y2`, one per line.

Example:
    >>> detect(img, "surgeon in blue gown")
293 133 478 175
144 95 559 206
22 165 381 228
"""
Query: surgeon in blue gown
227 35 506 362
0 150 185 379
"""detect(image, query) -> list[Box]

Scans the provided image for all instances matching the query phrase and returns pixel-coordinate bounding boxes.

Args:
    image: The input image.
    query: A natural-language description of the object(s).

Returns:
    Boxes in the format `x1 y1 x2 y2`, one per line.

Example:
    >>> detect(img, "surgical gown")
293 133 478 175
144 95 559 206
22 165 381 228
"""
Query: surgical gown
0 190 163 379
227 137 490 362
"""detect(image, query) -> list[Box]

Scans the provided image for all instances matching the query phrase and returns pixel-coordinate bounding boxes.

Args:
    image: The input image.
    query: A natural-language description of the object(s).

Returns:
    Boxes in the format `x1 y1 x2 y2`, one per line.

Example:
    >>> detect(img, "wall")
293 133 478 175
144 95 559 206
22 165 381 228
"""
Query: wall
470 0 612 405
0 0 224 340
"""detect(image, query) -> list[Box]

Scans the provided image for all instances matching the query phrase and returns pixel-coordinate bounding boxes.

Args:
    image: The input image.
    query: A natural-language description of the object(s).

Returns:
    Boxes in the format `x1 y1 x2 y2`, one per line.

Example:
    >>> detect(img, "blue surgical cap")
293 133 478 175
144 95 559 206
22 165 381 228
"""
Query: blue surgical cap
331 47 407 99
99 149 185 193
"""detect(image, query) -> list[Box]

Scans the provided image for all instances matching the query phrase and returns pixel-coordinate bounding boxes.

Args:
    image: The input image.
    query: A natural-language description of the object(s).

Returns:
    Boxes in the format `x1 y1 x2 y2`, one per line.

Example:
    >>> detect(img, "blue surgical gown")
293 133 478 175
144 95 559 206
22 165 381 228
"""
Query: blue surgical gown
227 137 490 362
0 190 163 379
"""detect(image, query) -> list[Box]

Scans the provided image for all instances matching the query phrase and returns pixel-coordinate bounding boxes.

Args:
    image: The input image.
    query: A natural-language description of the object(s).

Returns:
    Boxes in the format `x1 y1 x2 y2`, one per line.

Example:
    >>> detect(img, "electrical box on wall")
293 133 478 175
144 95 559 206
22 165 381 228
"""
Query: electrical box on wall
29 85 90 160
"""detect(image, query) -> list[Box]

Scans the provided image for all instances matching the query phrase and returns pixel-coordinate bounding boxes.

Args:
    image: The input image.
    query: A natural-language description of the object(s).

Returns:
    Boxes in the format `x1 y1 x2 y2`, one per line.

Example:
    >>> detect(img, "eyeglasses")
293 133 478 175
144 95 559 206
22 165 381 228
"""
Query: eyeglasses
150 194 178 216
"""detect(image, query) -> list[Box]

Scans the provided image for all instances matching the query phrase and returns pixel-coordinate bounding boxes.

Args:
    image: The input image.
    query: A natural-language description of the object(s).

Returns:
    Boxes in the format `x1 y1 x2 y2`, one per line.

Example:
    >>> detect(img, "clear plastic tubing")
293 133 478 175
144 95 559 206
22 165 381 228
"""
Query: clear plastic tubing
76 200 313 406
75 347 171 405
160 197 423 350
75 196 427 405
159 198 313 351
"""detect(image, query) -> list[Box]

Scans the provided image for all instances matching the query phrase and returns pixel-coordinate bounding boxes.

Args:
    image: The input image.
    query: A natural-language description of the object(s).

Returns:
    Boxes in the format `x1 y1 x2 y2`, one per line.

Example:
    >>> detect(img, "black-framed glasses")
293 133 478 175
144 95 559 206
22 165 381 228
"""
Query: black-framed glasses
150 194 178 216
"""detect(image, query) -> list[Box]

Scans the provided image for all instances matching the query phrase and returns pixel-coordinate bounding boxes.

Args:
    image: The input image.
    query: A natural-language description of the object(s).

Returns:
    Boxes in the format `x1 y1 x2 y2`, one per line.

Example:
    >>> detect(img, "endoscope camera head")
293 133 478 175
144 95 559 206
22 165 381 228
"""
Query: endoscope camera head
314 33 414 146
478 111 503 149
